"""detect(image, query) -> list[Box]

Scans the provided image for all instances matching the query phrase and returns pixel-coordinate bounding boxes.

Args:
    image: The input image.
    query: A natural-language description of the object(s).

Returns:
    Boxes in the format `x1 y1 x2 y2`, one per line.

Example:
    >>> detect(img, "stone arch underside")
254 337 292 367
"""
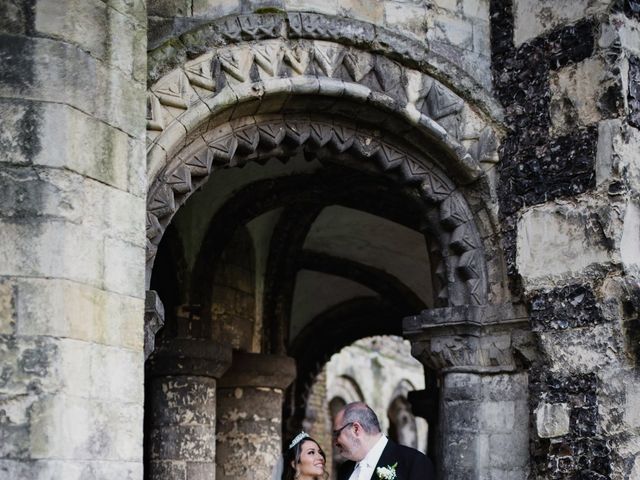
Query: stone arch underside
149 113 488 306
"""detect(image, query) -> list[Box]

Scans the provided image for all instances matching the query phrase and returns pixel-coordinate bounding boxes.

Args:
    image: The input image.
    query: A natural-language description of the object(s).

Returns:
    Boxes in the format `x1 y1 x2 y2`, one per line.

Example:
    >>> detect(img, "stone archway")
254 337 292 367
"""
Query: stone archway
144 15 527 480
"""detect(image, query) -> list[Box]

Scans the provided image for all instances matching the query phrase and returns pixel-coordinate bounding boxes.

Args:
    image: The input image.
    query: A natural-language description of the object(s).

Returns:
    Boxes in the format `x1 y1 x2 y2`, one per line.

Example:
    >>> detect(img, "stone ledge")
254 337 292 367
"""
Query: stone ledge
217 351 296 389
403 303 528 334
147 338 232 378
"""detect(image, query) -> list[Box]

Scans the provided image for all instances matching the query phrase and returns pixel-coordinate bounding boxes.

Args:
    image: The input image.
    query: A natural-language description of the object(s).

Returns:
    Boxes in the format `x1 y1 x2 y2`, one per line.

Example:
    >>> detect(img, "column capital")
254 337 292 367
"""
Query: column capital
144 290 165 360
218 351 296 390
403 304 534 373
147 337 233 379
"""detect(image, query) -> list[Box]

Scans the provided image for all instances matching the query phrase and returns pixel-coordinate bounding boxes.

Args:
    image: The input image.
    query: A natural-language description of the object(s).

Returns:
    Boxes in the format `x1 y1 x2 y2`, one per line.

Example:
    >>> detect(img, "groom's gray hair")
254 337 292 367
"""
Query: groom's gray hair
342 402 381 434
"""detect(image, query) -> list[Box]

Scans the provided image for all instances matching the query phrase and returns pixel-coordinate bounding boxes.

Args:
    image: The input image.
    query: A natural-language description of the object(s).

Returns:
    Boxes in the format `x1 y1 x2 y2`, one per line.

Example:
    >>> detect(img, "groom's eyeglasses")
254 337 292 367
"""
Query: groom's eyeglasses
332 422 354 439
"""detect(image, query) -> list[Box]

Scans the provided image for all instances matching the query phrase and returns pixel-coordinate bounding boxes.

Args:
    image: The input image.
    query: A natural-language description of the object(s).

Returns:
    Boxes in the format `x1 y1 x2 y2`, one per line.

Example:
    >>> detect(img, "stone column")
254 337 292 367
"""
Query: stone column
0 1 147 478
404 305 533 480
216 352 296 480
146 338 232 480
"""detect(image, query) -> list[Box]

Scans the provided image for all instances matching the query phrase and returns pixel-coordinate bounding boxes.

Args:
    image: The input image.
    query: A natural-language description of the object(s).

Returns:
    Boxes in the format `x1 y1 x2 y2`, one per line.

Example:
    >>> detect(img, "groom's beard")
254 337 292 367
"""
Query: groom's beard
339 436 362 462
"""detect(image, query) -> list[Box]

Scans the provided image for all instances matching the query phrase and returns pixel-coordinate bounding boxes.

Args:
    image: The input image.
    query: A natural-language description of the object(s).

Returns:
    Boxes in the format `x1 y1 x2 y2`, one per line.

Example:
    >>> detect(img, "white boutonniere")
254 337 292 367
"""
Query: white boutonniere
376 462 398 480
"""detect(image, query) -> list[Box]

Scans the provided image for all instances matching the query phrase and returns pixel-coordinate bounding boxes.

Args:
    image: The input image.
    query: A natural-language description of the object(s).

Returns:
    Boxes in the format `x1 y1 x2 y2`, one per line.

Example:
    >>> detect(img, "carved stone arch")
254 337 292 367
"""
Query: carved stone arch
148 114 490 307
145 35 506 306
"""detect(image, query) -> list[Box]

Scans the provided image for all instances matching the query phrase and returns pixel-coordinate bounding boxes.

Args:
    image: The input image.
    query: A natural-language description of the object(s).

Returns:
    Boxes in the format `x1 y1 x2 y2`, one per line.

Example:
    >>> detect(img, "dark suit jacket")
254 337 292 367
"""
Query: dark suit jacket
337 439 435 480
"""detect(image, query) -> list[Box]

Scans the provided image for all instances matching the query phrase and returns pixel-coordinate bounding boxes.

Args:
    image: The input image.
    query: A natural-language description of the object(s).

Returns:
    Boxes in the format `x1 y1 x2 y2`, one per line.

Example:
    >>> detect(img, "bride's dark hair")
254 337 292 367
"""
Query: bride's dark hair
283 435 327 480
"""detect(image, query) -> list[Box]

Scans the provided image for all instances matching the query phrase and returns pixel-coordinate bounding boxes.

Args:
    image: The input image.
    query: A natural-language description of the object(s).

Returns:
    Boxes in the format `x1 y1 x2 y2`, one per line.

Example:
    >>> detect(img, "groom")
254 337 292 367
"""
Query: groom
334 402 435 480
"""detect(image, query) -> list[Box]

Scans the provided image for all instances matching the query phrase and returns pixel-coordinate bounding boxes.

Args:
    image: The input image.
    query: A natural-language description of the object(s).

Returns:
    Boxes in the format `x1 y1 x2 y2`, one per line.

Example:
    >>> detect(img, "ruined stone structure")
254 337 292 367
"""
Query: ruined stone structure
1 0 639 479
303 336 428 477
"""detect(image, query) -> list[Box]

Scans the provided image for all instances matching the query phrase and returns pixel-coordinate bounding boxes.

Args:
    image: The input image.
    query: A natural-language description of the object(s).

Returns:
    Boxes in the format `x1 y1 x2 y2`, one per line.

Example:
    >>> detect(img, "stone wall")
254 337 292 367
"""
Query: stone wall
491 1 640 477
0 0 147 478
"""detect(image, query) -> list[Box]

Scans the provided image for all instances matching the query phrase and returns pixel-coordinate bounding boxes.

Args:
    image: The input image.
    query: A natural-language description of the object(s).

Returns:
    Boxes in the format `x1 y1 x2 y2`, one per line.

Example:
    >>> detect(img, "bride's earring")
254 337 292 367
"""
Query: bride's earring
294 469 300 479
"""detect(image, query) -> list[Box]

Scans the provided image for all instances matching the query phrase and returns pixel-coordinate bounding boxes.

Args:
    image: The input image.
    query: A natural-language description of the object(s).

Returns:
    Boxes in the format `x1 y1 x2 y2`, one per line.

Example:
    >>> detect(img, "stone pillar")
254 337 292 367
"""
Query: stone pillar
404 305 533 480
216 352 296 480
0 1 147 478
146 338 232 480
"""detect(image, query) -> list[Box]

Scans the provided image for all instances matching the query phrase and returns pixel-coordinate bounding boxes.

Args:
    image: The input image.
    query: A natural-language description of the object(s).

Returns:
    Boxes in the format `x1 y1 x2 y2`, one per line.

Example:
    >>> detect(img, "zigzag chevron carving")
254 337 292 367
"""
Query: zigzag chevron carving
146 116 487 306
146 38 495 165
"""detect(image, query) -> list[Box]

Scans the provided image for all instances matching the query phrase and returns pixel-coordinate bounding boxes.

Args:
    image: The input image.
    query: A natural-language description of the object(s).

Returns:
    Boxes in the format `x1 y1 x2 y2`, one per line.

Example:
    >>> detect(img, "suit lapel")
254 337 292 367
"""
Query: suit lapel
371 441 397 480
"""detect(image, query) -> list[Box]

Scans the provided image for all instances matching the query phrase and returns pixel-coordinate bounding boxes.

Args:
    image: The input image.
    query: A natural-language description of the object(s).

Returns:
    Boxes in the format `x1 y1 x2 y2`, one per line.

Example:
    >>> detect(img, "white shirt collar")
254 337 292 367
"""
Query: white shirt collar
359 435 388 470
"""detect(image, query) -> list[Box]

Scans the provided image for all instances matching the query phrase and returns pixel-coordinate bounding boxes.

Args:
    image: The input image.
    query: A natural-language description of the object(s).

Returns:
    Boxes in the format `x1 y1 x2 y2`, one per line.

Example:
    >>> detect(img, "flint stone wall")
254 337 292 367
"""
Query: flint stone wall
492 0 640 478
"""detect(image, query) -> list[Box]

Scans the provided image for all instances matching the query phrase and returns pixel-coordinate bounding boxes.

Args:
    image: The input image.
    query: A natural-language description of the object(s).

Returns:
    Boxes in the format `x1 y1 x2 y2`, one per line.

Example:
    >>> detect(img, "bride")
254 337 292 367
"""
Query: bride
283 432 328 480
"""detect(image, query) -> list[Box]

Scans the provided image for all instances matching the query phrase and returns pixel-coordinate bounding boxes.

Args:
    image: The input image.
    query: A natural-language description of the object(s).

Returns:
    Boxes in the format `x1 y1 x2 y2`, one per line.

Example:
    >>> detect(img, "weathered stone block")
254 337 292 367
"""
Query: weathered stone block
484 373 528 401
127 137 147 198
35 0 109 63
148 0 192 17
383 2 428 35
550 57 618 135
442 400 480 432
338 0 384 24
517 205 610 286
479 401 516 431
513 0 609 47
462 0 489 19
621 201 640 274
38 103 131 190
285 0 338 15
0 99 42 165
29 392 142 460
104 237 145 297
431 0 458 12
443 372 482 401
538 325 622 372
0 279 16 335
149 376 217 426
148 461 187 480
535 402 571 438
107 7 144 79
0 220 104 286
489 430 530 468
0 36 145 137
472 20 491 56
15 278 144 350
428 13 474 51
193 0 242 18
107 0 147 26
90 345 144 404
149 425 216 461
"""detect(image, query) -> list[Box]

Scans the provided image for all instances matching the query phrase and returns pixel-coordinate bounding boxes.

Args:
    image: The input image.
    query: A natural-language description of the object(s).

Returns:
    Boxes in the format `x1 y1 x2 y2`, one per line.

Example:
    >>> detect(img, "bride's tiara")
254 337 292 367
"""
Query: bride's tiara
289 431 309 449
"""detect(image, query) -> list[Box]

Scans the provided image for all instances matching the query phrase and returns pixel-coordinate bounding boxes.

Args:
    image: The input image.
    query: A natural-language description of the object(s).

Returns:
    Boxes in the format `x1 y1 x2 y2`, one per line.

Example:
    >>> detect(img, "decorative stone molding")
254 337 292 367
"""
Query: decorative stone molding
147 36 496 180
148 13 502 119
144 290 165 360
404 304 531 373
